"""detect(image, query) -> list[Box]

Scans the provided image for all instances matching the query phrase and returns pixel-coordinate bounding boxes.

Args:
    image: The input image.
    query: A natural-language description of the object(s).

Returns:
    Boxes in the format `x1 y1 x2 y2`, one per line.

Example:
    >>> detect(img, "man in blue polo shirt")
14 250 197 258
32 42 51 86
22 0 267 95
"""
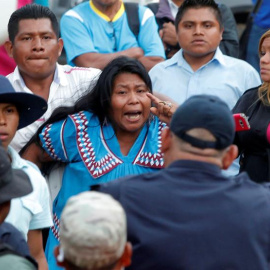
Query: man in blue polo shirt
100 95 270 270
60 0 165 71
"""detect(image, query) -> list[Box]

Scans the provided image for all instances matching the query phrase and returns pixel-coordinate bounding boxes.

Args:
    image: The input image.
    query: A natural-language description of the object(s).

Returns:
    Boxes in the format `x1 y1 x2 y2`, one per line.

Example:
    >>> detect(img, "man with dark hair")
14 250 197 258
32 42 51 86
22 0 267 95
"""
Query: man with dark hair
100 95 270 270
4 4 101 154
152 0 238 59
149 0 260 110
4 4 101 210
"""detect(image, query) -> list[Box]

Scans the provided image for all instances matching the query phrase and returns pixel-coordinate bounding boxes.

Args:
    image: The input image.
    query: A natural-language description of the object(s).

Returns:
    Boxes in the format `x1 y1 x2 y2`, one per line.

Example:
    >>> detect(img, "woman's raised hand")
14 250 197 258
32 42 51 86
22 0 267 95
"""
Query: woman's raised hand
147 92 178 125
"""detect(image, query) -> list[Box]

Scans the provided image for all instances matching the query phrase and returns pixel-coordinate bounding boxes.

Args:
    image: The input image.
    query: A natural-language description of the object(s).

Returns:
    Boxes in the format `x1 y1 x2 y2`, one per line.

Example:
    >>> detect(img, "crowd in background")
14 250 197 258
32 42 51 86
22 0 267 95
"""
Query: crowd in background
1 0 270 270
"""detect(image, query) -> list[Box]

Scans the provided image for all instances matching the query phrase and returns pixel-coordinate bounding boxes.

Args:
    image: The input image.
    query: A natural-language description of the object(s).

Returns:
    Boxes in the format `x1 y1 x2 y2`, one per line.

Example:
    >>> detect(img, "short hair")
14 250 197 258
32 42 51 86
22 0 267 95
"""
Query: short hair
175 0 223 32
8 4 59 43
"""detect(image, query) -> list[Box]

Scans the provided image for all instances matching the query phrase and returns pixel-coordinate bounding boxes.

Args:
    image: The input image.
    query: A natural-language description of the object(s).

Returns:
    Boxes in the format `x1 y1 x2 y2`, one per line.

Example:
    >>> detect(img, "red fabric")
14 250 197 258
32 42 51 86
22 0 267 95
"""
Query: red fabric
267 123 270 144
17 0 33 8
0 0 33 75
0 45 16 76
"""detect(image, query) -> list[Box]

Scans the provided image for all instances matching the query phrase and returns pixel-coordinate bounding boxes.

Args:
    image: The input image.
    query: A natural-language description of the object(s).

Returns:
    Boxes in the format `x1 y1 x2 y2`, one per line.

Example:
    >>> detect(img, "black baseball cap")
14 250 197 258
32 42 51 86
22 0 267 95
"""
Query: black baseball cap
170 95 235 149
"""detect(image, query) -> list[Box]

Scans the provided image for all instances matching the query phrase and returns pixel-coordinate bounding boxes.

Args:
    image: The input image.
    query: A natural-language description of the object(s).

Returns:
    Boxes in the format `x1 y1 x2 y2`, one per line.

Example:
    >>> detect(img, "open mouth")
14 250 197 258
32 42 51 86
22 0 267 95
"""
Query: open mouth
124 111 142 121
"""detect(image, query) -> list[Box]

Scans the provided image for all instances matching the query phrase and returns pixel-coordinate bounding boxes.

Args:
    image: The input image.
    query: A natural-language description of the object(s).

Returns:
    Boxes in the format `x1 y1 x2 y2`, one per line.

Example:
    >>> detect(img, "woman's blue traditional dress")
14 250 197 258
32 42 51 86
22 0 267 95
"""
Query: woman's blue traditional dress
39 111 166 270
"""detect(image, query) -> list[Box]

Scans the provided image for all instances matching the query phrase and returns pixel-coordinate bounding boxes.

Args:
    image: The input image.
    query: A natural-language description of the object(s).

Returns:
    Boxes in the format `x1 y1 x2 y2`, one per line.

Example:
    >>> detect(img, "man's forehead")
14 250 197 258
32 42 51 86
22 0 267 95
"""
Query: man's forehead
181 7 218 21
17 18 54 34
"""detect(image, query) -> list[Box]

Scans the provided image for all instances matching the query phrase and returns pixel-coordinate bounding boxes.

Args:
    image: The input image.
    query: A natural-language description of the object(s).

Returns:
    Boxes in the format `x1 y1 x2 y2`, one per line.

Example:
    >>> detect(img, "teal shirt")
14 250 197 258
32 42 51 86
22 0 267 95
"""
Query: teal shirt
34 0 49 6
60 1 165 65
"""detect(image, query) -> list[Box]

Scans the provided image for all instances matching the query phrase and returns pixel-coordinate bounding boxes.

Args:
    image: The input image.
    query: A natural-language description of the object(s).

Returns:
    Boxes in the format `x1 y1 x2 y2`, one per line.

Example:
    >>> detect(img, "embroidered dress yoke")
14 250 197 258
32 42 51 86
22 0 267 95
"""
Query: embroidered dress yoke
39 111 166 270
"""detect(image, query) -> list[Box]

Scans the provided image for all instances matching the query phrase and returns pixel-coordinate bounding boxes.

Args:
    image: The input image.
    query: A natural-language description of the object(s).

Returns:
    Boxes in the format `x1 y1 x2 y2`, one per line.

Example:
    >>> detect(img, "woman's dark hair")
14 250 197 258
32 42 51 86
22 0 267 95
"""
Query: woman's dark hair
80 56 153 123
20 56 152 156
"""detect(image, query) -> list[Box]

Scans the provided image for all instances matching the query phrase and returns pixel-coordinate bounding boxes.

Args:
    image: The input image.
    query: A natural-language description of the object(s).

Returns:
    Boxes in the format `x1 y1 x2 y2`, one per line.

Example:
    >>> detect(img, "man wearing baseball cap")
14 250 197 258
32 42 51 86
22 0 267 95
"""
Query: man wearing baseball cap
100 95 270 270
54 191 132 270
0 75 52 269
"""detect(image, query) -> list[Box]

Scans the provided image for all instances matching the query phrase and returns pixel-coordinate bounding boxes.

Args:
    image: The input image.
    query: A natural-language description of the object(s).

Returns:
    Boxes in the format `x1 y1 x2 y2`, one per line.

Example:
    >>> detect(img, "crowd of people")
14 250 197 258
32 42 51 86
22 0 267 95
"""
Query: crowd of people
1 0 270 269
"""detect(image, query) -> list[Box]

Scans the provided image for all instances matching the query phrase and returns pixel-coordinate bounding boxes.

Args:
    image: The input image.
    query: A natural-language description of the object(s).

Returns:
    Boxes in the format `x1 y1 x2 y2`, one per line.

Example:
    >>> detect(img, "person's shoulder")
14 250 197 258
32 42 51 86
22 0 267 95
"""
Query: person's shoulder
233 172 270 199
8 147 48 191
138 4 154 15
222 55 257 70
232 86 260 112
100 169 164 194
68 110 100 128
149 52 179 74
6 67 20 85
62 1 89 17
241 86 260 98
60 64 101 79
58 64 100 91
21 161 48 190
0 252 37 270
6 72 15 80
0 222 20 236
237 86 259 104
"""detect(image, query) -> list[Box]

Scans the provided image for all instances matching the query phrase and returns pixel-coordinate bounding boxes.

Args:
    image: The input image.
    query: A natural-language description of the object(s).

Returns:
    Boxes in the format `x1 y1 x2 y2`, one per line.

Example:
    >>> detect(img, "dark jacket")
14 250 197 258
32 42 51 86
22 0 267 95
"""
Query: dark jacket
233 86 270 183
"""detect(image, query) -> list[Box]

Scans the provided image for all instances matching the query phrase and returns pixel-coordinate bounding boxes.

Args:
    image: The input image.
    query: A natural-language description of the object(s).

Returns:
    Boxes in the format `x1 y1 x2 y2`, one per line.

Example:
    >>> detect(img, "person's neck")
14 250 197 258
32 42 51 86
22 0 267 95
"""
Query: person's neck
92 0 121 20
20 71 55 101
164 151 222 168
116 129 141 156
183 51 216 72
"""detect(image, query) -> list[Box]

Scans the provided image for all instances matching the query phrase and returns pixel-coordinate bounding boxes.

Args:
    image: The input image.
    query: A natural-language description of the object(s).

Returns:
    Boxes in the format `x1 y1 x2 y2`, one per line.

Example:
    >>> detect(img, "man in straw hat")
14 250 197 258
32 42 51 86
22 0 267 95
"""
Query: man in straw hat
54 191 132 270
0 75 51 269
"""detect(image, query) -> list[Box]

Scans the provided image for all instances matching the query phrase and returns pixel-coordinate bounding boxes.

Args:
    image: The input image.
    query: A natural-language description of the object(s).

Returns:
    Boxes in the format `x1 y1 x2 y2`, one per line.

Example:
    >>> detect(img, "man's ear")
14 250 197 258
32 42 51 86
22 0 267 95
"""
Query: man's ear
118 242 132 268
54 246 66 268
161 127 171 153
4 40 13 58
219 27 224 41
58 38 64 57
222 144 238 170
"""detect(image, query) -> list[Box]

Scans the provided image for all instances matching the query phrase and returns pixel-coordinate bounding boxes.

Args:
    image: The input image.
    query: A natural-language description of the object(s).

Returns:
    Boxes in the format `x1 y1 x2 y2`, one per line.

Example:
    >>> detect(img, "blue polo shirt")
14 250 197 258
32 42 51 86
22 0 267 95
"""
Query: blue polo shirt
60 1 165 65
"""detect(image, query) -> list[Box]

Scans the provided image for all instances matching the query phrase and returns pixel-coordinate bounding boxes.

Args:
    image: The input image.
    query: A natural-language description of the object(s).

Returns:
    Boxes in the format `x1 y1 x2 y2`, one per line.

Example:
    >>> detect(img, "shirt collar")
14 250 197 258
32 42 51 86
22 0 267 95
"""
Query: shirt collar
167 0 178 19
168 159 222 176
172 47 226 71
8 146 27 169
12 63 68 91
90 0 124 22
